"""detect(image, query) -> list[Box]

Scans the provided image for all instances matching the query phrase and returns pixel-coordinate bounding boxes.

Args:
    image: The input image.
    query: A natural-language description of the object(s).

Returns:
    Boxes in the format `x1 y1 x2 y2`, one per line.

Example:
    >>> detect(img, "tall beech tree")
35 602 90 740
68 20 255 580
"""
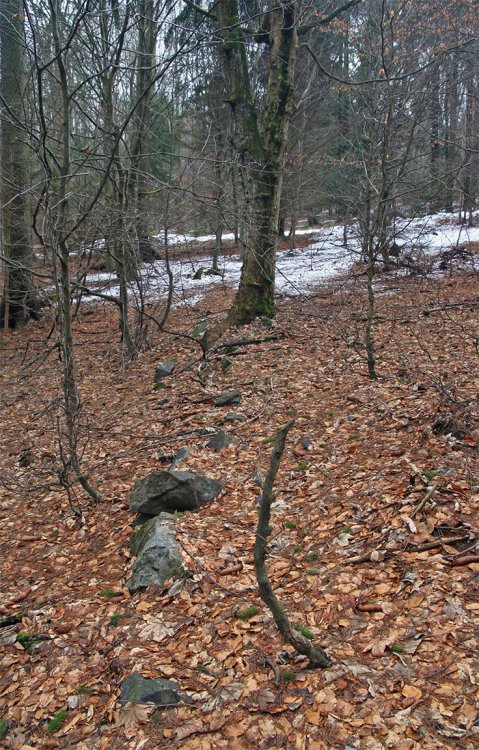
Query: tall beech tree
219 0 298 325
206 0 362 334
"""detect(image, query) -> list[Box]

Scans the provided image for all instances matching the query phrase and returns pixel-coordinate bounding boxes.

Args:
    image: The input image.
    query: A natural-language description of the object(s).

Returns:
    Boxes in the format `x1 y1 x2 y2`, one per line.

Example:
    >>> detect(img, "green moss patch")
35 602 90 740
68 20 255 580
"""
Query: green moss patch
294 623 314 640
47 709 67 735
236 606 260 620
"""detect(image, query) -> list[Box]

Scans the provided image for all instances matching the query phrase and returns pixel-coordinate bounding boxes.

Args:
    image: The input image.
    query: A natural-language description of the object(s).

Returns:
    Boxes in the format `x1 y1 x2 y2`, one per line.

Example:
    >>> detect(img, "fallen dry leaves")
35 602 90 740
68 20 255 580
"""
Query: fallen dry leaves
0 257 478 749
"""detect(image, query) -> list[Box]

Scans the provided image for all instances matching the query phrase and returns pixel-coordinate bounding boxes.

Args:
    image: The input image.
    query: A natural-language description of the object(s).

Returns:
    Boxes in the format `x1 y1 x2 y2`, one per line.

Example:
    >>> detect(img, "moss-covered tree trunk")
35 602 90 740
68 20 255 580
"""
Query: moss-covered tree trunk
130 0 156 264
217 0 297 326
0 0 32 328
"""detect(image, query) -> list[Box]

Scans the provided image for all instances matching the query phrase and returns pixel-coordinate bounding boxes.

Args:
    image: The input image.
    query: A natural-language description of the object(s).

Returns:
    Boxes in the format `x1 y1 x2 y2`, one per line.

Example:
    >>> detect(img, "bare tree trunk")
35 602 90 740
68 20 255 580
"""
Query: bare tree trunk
444 52 458 213
231 163 240 243
212 143 224 273
462 59 477 226
429 71 442 211
0 0 33 328
289 208 297 250
130 0 156 264
213 224 222 273
98 0 135 357
50 0 101 502
365 239 377 379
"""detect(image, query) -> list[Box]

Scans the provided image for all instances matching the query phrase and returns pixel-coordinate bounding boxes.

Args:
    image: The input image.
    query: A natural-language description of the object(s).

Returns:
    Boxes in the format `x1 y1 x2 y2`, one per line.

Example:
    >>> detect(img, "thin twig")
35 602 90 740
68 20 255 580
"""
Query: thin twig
347 534 471 564
410 483 437 519
404 457 429 486
207 333 285 357
178 540 254 596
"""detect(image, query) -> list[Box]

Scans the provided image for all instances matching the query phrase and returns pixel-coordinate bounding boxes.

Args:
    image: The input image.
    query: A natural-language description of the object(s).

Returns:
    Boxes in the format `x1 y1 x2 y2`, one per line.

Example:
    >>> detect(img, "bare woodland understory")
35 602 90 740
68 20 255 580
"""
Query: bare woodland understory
1 251 478 749
1 0 479 748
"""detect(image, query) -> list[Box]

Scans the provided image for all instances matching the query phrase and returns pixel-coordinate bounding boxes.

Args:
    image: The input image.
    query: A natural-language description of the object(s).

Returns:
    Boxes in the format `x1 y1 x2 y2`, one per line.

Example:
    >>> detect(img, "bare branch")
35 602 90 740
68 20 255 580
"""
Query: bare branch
254 420 331 668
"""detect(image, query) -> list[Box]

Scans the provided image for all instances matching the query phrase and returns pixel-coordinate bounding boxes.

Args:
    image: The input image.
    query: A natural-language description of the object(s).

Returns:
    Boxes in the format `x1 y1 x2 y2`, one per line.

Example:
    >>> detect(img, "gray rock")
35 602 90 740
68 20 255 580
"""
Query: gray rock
220 356 233 372
204 268 223 277
67 695 83 710
127 514 189 591
206 429 233 452
192 474 224 504
299 439 313 449
120 673 192 706
157 452 174 464
154 360 176 383
130 470 222 515
198 426 217 436
132 512 156 528
0 626 17 646
170 447 190 467
192 320 208 338
214 391 241 407
223 411 247 423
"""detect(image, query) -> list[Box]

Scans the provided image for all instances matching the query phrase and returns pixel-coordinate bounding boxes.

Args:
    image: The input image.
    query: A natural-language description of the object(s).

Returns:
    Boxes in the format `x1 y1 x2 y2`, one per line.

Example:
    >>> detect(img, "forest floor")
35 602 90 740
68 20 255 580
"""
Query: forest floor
0 239 479 750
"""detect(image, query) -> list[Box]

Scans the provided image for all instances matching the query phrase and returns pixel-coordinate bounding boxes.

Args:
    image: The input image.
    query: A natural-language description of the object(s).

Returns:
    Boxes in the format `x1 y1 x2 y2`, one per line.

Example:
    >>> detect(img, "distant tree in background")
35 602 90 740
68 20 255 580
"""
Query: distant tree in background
0 0 33 328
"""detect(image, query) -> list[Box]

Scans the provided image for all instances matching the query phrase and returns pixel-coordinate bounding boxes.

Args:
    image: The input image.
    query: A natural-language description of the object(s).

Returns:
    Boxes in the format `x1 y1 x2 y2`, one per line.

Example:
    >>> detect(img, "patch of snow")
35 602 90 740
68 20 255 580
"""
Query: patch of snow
75 210 479 308
153 227 321 245
153 231 236 245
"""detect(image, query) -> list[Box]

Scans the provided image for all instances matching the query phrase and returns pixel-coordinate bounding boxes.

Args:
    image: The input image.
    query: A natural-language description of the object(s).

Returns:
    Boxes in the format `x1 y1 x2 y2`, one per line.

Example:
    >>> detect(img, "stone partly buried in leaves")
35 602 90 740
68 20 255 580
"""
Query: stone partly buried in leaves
214 390 241 407
206 429 233 452
130 470 223 515
127 513 189 592
153 359 176 383
223 411 247 423
120 673 192 706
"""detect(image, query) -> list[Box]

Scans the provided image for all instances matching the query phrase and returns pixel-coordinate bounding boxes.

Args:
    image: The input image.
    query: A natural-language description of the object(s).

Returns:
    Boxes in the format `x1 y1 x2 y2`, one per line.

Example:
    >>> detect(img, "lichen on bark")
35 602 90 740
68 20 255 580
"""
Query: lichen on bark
216 0 298 327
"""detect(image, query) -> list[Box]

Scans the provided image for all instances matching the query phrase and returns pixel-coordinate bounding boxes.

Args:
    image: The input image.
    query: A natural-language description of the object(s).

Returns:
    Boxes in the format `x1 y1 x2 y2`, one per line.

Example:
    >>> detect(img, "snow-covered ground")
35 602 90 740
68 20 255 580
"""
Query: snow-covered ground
158 226 320 246
80 212 479 308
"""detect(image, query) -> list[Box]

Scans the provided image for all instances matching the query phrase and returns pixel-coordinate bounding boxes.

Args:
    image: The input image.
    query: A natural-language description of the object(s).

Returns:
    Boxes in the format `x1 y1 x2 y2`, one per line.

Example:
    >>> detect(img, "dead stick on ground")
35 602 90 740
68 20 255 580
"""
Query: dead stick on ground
207 334 285 357
261 654 281 686
423 299 479 316
253 419 331 668
404 457 429 486
410 483 437 519
450 554 479 567
347 535 470 564
178 541 254 596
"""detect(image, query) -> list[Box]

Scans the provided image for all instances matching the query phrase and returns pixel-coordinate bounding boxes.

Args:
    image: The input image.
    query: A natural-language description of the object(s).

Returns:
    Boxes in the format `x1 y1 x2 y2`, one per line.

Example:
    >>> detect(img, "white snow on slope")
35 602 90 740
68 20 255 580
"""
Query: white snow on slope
81 212 479 308
157 227 320 246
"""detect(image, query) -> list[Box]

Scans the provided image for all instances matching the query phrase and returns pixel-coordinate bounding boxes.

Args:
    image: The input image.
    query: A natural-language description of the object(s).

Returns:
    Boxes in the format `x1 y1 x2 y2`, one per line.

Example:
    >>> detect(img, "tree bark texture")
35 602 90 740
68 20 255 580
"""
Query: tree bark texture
50 0 101 502
0 0 32 328
130 0 156 263
217 0 297 325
